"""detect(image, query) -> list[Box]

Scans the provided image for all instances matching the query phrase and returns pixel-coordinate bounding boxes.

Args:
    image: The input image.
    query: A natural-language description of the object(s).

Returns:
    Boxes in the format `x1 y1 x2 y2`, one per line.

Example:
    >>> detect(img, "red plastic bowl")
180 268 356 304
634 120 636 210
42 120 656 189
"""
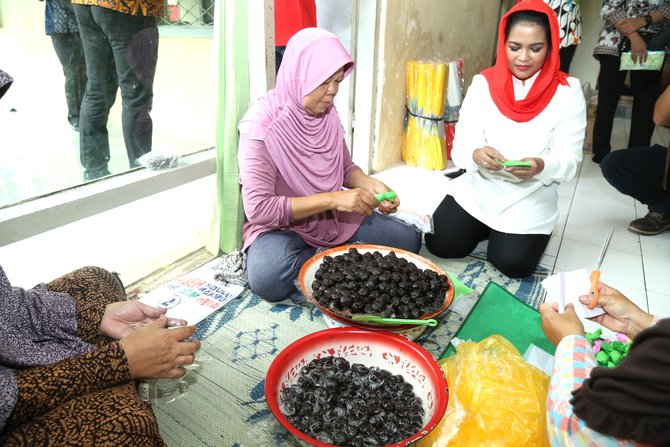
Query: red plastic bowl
298 244 455 332
265 327 449 447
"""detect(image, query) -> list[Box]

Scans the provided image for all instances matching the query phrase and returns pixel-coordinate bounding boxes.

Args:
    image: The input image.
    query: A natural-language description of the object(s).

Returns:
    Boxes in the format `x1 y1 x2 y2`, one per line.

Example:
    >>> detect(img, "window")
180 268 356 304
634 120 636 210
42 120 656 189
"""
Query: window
160 0 215 27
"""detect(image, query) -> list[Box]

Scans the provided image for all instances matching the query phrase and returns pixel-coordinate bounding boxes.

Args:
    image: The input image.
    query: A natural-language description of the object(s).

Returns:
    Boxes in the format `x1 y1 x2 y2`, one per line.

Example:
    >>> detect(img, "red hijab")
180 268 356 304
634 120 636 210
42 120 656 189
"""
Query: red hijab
481 0 568 122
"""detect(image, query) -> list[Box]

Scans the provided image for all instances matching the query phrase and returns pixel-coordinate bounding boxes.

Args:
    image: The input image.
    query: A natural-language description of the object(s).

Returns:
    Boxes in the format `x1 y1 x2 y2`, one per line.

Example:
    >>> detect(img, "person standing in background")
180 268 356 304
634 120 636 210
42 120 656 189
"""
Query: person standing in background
516 0 582 73
547 0 582 73
41 0 87 131
591 0 670 164
274 0 317 75
71 0 161 181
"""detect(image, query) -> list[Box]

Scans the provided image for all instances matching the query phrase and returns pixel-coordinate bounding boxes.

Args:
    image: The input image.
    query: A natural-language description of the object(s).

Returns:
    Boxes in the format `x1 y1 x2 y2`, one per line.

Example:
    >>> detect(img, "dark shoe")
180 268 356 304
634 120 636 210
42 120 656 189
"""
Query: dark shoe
628 211 670 235
592 152 608 164
83 167 111 182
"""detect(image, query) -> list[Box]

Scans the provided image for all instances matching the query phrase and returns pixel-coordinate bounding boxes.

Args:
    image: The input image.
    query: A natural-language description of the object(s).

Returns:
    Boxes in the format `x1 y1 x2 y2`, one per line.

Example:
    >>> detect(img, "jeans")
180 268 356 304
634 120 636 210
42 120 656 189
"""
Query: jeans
601 145 670 215
51 33 86 127
246 213 422 302
73 5 158 172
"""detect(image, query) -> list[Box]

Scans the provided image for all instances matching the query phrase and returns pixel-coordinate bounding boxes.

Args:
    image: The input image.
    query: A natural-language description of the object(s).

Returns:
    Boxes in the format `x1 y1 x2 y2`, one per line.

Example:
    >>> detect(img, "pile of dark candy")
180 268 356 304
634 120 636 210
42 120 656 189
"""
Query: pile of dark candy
280 356 424 446
311 248 450 319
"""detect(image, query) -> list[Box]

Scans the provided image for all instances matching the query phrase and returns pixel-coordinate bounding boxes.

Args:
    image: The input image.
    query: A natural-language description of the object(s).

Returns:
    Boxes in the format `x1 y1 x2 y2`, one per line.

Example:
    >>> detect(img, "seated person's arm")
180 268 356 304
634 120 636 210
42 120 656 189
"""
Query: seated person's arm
7 319 198 432
238 136 294 228
541 285 657 446
653 84 670 127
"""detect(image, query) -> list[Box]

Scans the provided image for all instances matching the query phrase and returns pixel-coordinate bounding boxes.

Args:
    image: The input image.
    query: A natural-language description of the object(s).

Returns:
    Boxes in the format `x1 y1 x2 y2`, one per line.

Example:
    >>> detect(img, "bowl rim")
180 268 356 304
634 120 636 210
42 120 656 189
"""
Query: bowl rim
298 244 455 329
264 327 449 447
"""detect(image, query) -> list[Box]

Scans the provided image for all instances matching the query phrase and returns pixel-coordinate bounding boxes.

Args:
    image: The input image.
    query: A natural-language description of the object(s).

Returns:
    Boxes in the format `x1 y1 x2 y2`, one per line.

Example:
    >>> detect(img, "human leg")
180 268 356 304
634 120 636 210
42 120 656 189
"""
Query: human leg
73 4 117 179
601 145 670 235
592 55 627 163
347 212 422 253
47 266 126 345
487 231 550 278
0 382 166 447
93 8 158 167
559 45 577 74
628 69 662 148
50 32 87 129
246 231 317 302
424 195 488 258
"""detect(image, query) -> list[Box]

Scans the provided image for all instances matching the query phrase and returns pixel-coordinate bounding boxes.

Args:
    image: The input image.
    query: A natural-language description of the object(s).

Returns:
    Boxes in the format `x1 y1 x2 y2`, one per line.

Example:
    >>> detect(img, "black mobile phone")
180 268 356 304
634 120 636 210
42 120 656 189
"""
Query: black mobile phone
444 168 466 179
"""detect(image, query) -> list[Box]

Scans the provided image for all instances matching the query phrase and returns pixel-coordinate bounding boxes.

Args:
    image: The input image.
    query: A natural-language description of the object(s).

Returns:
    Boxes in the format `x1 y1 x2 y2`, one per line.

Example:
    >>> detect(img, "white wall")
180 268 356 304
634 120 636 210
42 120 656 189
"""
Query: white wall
0 175 215 289
570 1 603 92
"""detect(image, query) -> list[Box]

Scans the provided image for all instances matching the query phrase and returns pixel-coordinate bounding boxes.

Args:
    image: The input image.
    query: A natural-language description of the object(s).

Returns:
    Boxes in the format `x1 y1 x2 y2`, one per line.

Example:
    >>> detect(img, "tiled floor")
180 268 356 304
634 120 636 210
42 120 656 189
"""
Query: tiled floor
373 117 670 325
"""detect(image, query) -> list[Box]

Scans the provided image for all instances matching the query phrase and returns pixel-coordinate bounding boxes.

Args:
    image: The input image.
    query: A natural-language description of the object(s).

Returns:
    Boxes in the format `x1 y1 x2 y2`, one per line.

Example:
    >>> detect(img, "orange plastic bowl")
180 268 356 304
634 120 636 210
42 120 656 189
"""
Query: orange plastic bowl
298 244 454 337
265 327 449 447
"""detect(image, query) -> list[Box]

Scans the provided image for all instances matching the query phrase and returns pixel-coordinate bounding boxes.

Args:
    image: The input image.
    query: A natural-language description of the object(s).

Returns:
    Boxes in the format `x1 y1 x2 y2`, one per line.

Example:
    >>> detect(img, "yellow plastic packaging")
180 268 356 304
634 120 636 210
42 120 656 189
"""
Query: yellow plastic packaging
402 60 448 171
419 335 550 447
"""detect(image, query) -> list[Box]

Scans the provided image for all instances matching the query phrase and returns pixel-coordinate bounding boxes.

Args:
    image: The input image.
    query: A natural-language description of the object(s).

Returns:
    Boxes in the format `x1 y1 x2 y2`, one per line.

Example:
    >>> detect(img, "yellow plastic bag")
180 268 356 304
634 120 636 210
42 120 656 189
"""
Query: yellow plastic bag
419 335 550 447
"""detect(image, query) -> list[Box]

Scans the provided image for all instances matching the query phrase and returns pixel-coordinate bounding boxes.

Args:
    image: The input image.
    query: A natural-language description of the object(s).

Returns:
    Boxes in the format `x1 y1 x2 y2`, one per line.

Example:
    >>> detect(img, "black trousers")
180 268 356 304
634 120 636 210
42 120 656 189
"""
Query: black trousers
601 145 670 215
425 195 550 278
593 54 662 161
73 5 158 172
51 33 87 127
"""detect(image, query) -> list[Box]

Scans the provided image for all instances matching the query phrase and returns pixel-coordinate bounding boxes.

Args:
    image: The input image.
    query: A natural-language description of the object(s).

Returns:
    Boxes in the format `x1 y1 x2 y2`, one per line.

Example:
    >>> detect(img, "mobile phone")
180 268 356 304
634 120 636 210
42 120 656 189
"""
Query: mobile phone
496 159 531 167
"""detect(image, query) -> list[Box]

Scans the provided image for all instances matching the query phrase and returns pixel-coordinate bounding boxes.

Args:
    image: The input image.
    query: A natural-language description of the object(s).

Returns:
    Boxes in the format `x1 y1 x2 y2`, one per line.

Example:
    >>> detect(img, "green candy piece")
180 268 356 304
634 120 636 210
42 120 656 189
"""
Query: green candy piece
607 361 615 368
601 342 614 353
585 329 602 344
609 350 623 365
496 159 532 167
595 351 610 366
374 191 397 202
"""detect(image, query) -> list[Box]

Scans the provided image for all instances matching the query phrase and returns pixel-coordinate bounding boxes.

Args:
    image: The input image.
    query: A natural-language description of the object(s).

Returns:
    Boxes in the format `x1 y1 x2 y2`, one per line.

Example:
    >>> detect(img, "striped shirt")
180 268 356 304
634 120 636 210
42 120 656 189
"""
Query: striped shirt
547 334 646 446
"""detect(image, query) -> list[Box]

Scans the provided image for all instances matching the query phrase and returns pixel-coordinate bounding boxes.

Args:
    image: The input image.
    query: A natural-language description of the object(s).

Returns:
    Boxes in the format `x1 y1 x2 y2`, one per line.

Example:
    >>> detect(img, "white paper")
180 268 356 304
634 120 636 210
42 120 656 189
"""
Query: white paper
541 268 605 318
139 260 244 325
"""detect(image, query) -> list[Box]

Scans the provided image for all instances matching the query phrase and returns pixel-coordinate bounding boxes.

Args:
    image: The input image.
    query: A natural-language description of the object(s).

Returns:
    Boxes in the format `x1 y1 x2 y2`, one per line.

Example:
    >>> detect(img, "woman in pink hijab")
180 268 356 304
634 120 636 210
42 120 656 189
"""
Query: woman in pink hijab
238 28 420 302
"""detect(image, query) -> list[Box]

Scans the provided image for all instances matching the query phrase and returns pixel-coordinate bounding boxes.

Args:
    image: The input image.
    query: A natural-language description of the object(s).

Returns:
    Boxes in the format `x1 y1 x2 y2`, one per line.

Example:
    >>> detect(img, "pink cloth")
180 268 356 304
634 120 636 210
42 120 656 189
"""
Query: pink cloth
238 28 363 251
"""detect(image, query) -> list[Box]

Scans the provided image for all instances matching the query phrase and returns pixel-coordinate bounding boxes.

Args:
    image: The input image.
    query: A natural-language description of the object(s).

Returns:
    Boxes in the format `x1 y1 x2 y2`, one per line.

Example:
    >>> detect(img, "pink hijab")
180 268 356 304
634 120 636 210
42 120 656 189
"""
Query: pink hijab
239 28 354 198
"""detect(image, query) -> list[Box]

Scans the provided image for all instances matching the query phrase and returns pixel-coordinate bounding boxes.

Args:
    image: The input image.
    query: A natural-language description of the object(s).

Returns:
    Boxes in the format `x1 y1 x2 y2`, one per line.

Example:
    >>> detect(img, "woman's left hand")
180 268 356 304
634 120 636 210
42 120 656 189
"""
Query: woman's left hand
539 302 585 346
99 301 187 340
616 17 646 37
350 172 400 214
504 157 544 180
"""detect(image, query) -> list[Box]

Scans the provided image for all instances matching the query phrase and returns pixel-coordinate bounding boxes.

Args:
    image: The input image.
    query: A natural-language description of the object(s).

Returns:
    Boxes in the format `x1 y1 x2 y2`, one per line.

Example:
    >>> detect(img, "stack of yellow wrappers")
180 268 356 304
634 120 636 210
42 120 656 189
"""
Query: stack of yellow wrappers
402 60 448 171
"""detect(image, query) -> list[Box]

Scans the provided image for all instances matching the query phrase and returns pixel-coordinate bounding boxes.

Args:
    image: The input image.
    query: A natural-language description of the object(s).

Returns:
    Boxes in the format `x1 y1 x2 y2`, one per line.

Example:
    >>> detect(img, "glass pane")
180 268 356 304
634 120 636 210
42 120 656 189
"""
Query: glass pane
0 1 214 208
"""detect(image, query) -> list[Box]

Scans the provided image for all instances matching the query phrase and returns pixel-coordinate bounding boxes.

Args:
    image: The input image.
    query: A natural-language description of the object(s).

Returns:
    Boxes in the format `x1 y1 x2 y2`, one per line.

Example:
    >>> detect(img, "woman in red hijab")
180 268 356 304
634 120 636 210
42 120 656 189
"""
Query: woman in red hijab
238 28 421 302
426 0 586 278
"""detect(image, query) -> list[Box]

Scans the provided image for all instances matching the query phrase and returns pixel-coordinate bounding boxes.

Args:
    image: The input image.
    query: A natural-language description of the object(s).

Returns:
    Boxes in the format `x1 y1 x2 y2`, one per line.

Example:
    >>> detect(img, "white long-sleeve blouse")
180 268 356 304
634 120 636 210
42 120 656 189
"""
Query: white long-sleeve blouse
446 73 586 235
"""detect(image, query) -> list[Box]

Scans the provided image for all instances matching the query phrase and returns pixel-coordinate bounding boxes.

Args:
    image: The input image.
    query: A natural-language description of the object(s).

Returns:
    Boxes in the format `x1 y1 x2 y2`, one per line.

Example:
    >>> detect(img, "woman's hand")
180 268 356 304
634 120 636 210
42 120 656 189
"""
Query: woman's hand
473 146 504 170
628 33 649 64
504 157 544 180
99 301 188 340
346 170 400 214
119 316 201 379
616 17 646 37
578 282 654 340
539 302 585 346
330 188 378 216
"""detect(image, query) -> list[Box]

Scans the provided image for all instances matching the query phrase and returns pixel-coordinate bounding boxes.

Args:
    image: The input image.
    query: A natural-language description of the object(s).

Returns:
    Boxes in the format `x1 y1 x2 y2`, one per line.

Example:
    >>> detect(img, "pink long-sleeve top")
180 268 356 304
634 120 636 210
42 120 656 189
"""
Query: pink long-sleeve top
238 134 363 251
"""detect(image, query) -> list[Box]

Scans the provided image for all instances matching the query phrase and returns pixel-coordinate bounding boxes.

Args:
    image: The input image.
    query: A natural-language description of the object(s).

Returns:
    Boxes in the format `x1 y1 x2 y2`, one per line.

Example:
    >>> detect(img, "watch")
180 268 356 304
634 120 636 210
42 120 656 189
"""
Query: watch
644 14 653 27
